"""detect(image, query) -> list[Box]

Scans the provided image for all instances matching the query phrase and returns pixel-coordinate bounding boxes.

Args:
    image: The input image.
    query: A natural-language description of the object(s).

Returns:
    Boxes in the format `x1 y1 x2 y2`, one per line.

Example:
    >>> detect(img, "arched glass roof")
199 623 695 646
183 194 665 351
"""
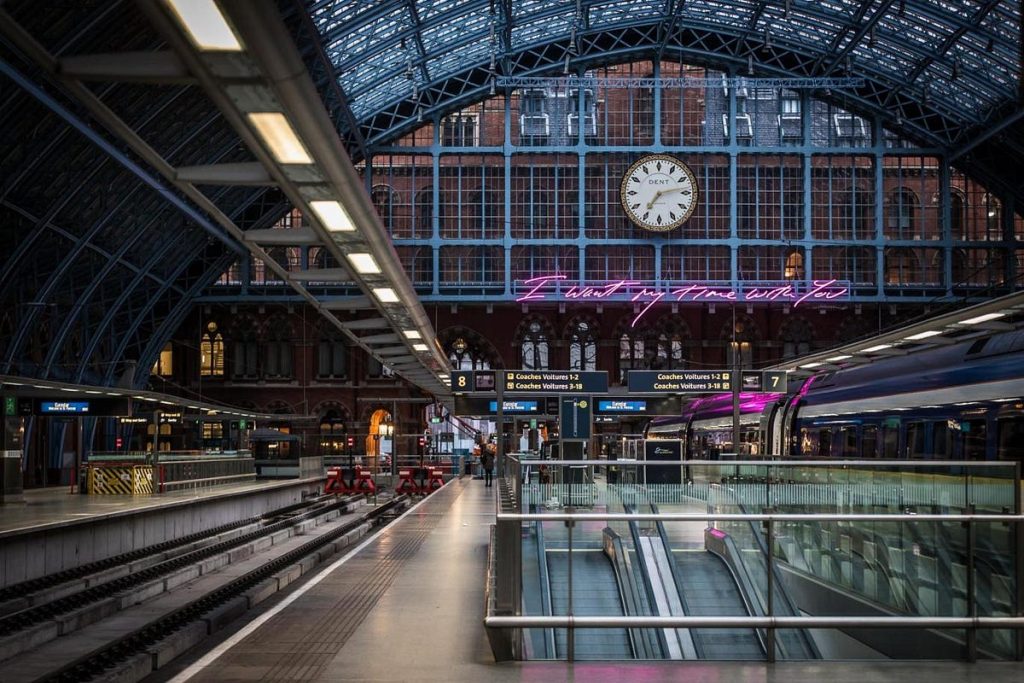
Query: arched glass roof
306 0 1020 152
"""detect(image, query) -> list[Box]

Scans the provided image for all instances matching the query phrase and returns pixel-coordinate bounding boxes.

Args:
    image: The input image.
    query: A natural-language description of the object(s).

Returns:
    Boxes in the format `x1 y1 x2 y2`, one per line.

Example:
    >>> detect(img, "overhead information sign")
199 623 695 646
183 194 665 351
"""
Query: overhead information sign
503 371 608 394
488 400 540 414
40 401 90 414
455 396 548 416
30 397 132 416
597 399 647 413
627 370 733 393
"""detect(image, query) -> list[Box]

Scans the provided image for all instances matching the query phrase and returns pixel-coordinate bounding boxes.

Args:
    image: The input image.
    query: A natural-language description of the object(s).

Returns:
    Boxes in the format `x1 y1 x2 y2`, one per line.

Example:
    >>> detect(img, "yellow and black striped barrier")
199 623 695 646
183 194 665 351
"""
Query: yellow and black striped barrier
87 465 154 495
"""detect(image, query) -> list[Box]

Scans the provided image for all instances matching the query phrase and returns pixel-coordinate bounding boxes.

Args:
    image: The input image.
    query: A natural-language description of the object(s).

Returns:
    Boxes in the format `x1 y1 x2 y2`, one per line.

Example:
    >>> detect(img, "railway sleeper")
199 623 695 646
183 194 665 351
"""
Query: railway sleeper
0 498 364 665
26 501 403 683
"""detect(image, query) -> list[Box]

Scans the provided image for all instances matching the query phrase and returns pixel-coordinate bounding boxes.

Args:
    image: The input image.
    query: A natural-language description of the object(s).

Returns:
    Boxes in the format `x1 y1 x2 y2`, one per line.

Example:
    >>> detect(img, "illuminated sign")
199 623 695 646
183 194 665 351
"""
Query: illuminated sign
503 371 608 394
597 399 648 413
488 400 540 414
40 401 90 414
628 370 733 393
516 275 850 327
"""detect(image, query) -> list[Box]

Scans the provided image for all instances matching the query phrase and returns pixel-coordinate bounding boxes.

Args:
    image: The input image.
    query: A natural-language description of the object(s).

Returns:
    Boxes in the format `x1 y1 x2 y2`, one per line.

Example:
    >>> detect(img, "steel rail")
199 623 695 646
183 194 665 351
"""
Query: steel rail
41 495 407 683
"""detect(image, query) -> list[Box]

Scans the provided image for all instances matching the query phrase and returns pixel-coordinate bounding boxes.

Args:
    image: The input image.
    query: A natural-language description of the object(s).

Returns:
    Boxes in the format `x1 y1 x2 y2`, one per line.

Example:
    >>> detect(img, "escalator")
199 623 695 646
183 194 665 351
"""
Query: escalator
538 521 634 660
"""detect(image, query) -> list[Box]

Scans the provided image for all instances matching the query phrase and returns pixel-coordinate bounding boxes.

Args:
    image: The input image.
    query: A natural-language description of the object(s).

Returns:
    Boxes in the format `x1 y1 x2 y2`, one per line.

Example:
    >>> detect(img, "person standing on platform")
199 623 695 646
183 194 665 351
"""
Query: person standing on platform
481 447 495 487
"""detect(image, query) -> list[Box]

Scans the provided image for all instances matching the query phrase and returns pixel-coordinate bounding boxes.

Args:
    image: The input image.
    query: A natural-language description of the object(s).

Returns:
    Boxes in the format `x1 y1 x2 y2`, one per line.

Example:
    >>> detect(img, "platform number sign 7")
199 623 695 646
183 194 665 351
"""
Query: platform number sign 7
762 371 788 393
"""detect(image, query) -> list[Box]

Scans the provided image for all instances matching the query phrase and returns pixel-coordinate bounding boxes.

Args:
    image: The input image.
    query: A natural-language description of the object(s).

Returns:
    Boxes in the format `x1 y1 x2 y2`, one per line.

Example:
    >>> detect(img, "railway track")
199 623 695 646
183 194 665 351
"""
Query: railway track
0 493 409 682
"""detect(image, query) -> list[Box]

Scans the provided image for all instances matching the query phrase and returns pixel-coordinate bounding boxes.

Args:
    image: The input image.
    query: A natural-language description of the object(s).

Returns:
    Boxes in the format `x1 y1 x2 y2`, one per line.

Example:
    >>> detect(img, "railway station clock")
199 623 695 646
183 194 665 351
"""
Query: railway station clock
620 154 698 232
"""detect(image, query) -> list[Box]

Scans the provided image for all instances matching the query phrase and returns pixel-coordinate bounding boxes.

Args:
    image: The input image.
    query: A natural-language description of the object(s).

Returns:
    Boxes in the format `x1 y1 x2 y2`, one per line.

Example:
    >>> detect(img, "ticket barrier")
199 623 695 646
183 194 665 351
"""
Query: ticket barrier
325 465 376 495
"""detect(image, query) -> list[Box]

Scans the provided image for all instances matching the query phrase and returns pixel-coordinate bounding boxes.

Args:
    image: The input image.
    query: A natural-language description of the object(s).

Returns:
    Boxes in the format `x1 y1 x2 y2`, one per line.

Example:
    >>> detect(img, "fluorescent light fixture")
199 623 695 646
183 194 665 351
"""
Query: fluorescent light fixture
960 312 1006 325
166 0 243 51
993 397 1021 403
85 390 102 395
904 330 943 341
159 400 175 406
413 343 430 352
33 385 49 389
309 200 355 232
800 362 823 369
859 344 893 353
247 112 312 164
106 391 122 396
60 388 78 392
4 381 24 386
132 395 146 400
826 355 852 362
954 401 978 406
346 253 381 274
403 330 422 339
372 287 399 303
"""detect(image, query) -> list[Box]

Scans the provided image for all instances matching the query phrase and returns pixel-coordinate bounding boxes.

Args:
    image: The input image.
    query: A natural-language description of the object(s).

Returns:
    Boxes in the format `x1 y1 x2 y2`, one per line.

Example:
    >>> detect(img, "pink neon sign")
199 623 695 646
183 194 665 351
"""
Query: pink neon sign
516 274 850 327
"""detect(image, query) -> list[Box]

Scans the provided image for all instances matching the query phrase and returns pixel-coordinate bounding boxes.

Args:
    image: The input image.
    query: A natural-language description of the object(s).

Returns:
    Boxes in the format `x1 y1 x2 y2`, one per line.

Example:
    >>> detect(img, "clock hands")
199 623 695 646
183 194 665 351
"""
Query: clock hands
645 184 693 210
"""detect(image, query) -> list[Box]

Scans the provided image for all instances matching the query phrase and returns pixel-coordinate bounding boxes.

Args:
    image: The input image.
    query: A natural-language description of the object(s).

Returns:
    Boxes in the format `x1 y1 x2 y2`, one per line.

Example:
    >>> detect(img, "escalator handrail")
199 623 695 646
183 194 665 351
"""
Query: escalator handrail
625 503 675 658
604 528 658 659
714 484 823 659
535 520 557 659
651 503 706 659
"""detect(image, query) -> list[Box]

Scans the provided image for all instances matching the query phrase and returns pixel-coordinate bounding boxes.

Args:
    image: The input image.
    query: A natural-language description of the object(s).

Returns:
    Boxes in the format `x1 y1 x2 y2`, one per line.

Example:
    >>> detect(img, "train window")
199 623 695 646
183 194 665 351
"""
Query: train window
883 426 899 458
862 426 878 458
817 428 832 458
837 426 858 458
931 422 952 460
963 419 987 460
997 418 1024 462
905 422 927 458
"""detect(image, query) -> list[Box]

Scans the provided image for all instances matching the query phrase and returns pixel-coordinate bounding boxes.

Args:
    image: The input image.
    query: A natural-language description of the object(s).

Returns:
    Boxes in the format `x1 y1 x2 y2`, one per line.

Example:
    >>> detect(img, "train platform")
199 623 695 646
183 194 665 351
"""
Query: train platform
0 478 325 590
165 477 1024 683
0 478 324 539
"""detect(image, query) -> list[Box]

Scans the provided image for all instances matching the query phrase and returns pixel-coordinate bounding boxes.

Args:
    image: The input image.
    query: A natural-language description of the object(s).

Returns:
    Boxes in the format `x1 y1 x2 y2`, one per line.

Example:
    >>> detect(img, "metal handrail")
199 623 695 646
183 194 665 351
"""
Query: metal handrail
485 615 1024 629
498 512 1023 522
516 459 1018 468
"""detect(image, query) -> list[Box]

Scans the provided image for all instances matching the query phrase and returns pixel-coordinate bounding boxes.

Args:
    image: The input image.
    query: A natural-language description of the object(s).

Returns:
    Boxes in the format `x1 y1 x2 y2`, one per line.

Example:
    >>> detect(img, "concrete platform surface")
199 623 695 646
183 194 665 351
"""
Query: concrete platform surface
165 478 1024 683
0 478 324 539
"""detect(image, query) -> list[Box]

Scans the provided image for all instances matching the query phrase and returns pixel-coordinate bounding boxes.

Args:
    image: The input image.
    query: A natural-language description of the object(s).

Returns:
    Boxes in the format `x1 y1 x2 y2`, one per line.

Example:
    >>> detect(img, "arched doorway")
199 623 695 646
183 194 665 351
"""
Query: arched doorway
366 408 393 459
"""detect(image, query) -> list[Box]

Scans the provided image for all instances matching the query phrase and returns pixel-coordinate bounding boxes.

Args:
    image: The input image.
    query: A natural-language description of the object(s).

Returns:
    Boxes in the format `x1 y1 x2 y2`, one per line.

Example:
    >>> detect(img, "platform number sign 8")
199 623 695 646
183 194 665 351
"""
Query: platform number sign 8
451 371 475 392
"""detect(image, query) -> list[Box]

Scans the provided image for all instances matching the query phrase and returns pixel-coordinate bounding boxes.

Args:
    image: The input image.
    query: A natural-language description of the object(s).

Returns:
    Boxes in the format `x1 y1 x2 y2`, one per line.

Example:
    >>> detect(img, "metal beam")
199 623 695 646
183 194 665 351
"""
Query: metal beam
176 162 275 186
341 318 390 330
950 108 1024 160
321 296 373 310
289 267 351 281
58 51 194 83
243 228 321 245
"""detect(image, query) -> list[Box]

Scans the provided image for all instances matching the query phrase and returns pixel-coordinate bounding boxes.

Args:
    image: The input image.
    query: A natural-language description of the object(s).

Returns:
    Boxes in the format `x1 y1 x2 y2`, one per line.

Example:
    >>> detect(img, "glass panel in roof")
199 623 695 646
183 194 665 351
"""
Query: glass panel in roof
588 0 664 27
421 10 491 52
512 14 572 48
331 6 408 64
512 0 574 21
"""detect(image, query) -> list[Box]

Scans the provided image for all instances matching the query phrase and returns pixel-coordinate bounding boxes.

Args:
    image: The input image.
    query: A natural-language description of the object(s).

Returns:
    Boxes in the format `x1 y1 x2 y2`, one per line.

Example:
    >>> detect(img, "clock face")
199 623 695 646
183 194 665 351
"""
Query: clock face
620 154 699 232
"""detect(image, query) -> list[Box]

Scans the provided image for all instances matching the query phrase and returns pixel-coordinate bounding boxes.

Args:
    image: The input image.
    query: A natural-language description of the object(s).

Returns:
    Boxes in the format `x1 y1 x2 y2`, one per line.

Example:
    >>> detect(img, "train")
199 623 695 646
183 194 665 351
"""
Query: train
645 330 1024 464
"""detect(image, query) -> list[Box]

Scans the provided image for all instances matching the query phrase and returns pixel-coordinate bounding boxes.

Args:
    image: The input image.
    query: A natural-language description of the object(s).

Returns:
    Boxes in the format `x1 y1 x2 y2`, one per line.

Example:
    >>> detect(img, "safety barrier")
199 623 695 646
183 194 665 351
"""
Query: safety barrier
156 456 255 492
87 465 154 495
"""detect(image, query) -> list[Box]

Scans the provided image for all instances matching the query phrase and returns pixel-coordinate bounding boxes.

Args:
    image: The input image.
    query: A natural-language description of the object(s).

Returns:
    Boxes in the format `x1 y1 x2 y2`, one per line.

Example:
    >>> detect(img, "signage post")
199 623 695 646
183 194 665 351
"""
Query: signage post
495 371 504 479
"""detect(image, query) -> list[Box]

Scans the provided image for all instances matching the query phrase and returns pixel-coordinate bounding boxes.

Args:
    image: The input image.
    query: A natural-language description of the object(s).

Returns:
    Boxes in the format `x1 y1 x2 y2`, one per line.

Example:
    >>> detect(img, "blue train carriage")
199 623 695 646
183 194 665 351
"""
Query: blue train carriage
784 331 1024 464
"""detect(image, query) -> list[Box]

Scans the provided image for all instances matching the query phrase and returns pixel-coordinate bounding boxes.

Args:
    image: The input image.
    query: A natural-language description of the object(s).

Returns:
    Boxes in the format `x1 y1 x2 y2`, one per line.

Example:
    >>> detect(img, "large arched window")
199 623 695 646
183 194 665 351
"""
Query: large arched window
780 318 814 359
568 320 597 372
448 336 491 371
655 323 686 370
784 249 804 280
317 330 347 379
415 187 434 236
950 191 965 240
231 319 259 379
263 317 293 379
618 327 648 383
985 193 1002 240
200 322 224 377
723 316 758 368
519 321 549 371
370 184 397 230
886 188 918 239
